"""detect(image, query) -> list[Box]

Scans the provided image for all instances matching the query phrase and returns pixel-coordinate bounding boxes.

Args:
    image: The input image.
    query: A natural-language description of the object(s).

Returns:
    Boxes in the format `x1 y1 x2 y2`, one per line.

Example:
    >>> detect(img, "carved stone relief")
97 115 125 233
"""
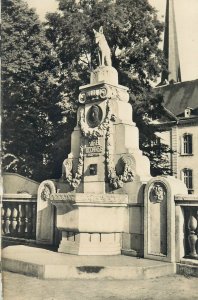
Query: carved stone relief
149 182 166 203
86 105 103 128
38 180 56 202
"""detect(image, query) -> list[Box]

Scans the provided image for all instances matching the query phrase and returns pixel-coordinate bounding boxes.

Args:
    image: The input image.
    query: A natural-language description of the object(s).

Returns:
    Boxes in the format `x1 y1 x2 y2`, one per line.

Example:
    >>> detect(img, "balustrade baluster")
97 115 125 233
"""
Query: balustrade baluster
31 204 36 237
2 199 37 240
188 209 198 258
25 204 33 238
11 205 18 235
2 206 5 234
5 206 11 234
25 204 28 236
197 209 198 254
18 204 25 236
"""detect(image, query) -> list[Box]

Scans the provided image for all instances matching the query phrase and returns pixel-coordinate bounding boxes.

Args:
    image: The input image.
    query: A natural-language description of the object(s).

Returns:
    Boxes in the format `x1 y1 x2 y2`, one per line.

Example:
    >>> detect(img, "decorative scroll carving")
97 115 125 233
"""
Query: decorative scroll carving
149 183 166 203
79 86 108 103
78 84 129 104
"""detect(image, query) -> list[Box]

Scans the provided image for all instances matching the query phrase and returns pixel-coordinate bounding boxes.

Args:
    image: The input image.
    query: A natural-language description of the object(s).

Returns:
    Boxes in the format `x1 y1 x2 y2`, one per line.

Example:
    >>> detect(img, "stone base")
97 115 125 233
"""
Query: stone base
176 258 198 277
2 245 176 280
58 231 121 255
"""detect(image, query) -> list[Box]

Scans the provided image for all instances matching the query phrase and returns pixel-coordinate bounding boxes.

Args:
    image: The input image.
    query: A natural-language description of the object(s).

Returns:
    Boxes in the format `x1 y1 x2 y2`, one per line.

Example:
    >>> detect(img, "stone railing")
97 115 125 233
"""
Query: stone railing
186 206 198 258
175 195 198 261
2 194 37 240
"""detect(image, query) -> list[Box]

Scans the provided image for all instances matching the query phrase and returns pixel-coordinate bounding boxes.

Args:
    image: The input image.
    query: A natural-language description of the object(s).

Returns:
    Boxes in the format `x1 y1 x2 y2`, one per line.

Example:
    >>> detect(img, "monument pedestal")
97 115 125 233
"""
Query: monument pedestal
50 193 128 255
38 65 151 256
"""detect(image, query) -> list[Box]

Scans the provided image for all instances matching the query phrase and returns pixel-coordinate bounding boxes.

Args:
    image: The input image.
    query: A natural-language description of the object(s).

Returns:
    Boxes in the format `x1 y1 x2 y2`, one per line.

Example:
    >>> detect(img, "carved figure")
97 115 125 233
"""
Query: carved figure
87 105 103 128
93 26 112 66
150 184 165 203
62 158 73 180
41 185 51 202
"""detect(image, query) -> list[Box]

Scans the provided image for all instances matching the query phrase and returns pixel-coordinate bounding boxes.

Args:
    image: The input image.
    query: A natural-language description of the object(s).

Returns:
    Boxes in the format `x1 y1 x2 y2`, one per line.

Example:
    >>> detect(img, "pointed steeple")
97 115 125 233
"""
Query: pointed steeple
161 0 182 84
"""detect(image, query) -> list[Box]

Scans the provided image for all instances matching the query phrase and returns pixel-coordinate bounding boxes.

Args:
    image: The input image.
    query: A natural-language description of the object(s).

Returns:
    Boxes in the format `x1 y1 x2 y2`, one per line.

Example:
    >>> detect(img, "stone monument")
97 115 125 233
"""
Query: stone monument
37 27 151 255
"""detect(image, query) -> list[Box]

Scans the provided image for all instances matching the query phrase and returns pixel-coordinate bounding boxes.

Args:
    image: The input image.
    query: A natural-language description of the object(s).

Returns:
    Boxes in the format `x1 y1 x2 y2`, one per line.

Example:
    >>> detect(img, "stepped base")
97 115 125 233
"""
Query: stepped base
58 232 121 255
2 245 176 280
176 259 198 277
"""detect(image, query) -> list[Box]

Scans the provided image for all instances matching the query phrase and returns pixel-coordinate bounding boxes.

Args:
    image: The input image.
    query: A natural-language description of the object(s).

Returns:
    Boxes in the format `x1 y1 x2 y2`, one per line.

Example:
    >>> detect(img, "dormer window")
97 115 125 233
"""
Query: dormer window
181 133 193 155
184 107 192 118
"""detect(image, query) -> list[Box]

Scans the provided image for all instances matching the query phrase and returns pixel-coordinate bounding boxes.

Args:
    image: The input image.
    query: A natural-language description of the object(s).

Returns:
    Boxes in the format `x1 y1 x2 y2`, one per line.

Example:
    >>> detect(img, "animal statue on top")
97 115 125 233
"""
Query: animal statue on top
93 26 112 67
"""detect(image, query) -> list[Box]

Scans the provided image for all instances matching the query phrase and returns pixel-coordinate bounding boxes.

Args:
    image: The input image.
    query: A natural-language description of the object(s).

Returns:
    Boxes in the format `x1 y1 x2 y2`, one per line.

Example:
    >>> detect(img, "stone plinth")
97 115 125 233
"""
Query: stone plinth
50 193 129 255
90 66 118 85
36 180 56 245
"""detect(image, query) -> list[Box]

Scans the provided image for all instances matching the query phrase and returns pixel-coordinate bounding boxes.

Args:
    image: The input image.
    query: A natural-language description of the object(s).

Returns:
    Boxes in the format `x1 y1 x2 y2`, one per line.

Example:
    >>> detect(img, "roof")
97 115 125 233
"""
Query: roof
155 79 198 117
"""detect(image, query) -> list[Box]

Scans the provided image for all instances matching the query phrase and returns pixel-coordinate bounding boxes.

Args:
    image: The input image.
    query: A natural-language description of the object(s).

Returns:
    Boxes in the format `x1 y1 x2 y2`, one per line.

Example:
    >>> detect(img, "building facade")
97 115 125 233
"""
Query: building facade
154 0 198 194
155 80 198 194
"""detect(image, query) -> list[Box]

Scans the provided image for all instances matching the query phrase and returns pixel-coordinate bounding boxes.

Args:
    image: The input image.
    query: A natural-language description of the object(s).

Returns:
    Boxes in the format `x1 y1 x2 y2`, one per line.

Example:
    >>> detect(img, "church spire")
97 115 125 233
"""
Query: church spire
161 0 182 84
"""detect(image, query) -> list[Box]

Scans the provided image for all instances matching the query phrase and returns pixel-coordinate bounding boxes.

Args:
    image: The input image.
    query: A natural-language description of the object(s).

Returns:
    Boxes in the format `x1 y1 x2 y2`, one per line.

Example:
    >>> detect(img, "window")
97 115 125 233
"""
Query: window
182 134 192 155
182 168 193 193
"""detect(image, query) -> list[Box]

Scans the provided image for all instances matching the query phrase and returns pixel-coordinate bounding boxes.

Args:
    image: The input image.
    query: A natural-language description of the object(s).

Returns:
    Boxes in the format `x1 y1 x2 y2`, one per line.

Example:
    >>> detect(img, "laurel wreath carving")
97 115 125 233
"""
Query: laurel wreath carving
63 145 84 189
64 100 134 190
78 101 112 139
105 120 134 189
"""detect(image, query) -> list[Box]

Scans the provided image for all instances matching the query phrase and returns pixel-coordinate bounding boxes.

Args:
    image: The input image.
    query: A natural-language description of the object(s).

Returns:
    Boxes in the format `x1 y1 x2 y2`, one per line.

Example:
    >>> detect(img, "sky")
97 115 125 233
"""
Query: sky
26 0 198 82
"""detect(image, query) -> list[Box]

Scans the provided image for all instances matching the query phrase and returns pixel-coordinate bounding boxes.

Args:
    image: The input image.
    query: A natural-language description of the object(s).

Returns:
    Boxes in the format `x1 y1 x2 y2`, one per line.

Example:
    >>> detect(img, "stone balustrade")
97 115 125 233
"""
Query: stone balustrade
2 194 37 240
185 206 198 259
175 195 198 261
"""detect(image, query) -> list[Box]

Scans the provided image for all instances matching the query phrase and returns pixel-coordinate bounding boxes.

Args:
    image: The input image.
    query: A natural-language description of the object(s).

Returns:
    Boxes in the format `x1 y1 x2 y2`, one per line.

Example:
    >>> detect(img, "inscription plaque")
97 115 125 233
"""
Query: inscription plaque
84 139 103 157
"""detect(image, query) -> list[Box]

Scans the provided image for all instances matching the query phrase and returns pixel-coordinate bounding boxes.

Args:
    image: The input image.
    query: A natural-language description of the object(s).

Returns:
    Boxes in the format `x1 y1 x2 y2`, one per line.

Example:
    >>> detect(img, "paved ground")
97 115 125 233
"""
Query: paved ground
2 271 198 300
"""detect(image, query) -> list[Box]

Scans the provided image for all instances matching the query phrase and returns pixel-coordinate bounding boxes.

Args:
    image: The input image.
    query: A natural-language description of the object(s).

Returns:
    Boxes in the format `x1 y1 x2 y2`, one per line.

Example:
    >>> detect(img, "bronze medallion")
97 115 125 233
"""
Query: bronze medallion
87 105 103 128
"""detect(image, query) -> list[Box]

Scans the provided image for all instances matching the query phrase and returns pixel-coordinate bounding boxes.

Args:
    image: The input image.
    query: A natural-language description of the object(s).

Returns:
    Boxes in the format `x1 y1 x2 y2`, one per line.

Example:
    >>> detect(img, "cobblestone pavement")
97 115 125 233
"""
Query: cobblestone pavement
2 271 198 300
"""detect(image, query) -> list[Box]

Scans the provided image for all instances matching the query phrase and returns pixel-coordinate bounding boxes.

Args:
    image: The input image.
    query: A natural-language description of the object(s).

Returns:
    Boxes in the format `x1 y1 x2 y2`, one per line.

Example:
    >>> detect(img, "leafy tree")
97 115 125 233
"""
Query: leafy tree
45 0 171 176
134 91 172 175
2 0 70 181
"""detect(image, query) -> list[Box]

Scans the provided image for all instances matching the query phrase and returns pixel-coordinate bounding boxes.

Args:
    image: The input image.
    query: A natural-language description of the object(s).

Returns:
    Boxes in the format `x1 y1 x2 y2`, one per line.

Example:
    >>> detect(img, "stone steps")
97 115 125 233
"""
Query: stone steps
2 245 176 280
176 258 198 278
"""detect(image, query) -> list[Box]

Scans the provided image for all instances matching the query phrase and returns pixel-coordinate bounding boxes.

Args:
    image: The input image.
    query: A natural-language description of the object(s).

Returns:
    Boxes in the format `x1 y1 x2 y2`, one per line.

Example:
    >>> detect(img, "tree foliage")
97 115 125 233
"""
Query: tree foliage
46 0 164 93
2 0 171 181
2 0 69 181
45 0 171 176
